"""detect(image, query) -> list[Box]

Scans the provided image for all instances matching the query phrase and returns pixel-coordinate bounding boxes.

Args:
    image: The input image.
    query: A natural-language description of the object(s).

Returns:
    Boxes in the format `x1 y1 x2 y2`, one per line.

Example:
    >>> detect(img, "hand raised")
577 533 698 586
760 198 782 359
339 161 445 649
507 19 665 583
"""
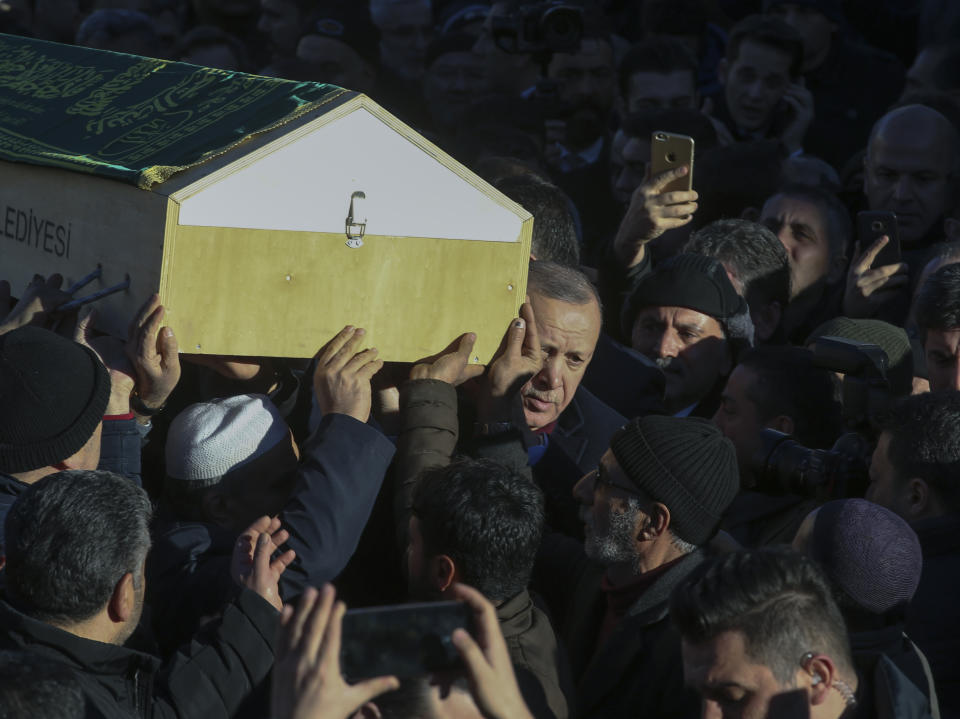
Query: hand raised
313 326 383 423
125 293 180 412
272 584 399 719
842 237 909 318
231 515 295 612
478 302 542 422
74 308 135 415
777 81 815 156
0 273 70 333
410 332 485 386
613 166 698 268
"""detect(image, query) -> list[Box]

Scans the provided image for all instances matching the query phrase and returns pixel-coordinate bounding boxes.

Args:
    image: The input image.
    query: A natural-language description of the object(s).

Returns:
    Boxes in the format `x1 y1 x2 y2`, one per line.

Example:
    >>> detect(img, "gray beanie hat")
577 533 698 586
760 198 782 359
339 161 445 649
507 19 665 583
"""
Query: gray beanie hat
165 394 289 486
610 415 740 545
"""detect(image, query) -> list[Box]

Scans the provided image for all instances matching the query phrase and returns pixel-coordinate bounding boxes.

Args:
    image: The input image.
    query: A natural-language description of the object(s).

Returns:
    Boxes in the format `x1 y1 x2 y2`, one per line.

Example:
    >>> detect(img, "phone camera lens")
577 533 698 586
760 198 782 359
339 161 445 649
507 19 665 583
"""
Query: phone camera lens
655 133 666 141
871 221 883 232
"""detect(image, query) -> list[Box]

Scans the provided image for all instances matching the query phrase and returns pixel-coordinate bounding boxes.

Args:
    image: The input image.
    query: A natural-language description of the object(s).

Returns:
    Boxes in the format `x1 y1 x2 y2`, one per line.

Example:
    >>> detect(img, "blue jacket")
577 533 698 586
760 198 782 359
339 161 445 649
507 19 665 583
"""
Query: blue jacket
147 413 395 654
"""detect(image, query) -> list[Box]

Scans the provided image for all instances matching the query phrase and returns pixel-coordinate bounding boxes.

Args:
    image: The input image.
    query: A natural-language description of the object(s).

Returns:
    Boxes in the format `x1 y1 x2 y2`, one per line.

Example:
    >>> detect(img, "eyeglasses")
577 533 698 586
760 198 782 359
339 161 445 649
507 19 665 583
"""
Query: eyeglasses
589 466 645 496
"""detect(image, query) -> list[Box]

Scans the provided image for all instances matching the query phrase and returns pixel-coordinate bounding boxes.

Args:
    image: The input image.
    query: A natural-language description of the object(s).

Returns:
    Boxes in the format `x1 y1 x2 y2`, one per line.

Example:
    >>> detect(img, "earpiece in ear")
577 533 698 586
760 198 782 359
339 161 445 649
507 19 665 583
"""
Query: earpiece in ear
811 675 822 686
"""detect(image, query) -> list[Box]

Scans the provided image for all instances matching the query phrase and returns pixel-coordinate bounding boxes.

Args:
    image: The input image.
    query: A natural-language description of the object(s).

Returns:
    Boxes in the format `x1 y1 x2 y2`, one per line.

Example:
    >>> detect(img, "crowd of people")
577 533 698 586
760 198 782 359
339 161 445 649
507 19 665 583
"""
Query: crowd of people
2 0 960 717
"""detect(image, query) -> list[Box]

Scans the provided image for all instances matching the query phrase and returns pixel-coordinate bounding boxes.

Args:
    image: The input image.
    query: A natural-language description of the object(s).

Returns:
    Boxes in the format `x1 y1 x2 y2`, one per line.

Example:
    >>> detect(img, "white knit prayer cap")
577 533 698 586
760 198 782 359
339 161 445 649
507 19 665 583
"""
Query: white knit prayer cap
165 394 290 486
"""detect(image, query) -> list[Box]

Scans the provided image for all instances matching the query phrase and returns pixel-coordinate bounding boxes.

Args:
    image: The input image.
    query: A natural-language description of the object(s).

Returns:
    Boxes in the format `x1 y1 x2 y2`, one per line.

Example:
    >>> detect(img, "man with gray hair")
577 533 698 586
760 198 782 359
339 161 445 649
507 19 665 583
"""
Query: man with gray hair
624 253 754 417
517 261 625 538
0 469 288 718
685 218 792 344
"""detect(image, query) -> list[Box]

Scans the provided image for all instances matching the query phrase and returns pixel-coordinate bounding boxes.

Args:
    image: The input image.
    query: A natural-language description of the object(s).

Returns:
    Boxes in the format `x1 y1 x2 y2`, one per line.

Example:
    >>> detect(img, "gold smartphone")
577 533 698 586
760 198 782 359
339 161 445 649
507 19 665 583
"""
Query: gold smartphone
650 131 695 193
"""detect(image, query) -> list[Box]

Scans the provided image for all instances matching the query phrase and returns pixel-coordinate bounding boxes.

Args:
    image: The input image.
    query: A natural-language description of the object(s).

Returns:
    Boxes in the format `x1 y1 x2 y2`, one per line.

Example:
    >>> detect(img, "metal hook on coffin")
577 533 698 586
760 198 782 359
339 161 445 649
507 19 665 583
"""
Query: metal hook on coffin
345 191 367 249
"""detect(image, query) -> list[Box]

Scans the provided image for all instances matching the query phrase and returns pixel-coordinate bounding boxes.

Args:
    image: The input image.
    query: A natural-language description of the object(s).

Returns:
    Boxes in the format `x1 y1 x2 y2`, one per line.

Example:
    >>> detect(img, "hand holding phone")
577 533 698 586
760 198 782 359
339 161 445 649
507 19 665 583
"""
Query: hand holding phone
857 211 901 268
272 585 400 719
612 132 699 268
843 216 910 318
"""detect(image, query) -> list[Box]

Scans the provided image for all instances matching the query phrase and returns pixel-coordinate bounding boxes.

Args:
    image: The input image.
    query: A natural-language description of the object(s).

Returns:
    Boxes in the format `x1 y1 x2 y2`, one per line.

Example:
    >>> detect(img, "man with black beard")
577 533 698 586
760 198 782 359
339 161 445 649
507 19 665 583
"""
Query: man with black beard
534 415 740 718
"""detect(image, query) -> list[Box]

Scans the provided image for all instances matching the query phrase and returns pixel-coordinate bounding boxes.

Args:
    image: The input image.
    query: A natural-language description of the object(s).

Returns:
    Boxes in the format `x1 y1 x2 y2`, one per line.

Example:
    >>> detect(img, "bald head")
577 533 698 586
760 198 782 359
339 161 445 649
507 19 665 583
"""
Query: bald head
865 105 959 245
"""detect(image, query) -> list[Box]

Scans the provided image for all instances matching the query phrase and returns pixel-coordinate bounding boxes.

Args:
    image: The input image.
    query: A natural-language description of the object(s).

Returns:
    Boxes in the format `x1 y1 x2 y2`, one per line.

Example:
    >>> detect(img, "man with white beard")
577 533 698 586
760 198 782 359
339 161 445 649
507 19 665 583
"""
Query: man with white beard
534 415 740 718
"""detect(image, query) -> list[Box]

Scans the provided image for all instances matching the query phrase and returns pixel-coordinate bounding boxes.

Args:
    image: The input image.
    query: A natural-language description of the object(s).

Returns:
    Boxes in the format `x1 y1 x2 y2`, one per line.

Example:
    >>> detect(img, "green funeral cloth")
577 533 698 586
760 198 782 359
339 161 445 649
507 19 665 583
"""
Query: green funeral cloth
0 33 346 188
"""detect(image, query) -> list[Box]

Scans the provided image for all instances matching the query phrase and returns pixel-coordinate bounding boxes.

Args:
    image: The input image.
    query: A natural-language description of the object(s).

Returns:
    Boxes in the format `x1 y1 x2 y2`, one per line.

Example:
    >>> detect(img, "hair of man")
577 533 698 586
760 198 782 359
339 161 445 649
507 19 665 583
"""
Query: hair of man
4 469 153 625
670 547 855 685
527 259 602 310
618 36 699 97
686 218 792 309
769 183 852 264
736 346 843 449
496 175 581 267
915 263 960 338
725 14 804 80
875 391 960 514
411 458 545 602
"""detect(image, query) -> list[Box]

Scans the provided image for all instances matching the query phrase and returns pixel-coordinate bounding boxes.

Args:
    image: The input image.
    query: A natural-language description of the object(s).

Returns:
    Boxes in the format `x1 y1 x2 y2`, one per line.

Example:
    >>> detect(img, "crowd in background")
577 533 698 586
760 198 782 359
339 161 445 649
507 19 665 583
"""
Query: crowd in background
3 0 960 718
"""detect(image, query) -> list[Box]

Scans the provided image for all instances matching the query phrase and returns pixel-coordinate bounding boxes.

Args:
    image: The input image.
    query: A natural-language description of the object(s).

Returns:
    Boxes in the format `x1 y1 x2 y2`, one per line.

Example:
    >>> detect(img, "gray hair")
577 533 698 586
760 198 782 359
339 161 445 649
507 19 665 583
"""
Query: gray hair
5 470 152 624
527 260 602 310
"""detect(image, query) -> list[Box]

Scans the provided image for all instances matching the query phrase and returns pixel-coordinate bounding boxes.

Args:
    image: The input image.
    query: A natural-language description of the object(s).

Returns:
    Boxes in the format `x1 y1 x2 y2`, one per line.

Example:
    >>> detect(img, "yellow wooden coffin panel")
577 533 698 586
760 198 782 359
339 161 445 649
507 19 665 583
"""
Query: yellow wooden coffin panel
162 224 530 363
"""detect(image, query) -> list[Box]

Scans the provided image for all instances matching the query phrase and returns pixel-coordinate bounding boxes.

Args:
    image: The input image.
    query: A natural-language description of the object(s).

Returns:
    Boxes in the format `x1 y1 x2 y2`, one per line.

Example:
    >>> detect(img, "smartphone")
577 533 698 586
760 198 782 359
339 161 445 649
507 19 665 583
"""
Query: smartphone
857 211 901 267
650 131 694 193
340 601 474 680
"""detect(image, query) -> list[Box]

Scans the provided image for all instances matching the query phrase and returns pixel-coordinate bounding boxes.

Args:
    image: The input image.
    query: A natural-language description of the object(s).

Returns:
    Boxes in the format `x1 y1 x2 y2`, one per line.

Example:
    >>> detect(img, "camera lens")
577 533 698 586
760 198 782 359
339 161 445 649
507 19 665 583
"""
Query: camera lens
871 220 884 232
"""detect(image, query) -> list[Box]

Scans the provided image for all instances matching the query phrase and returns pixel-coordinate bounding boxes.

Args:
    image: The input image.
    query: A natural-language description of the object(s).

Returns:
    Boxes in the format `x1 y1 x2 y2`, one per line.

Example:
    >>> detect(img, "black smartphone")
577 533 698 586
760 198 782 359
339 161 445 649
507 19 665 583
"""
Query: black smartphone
340 601 474 680
857 211 901 267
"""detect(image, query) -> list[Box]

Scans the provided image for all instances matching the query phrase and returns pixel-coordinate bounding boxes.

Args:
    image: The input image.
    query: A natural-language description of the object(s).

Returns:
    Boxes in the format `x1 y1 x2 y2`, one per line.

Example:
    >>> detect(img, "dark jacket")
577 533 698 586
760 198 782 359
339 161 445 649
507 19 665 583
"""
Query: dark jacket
720 491 817 547
394 378 574 718
853 652 935 719
907 513 960 719
535 533 703 719
532 388 626 539
803 38 905 171
851 624 940 716
148 413 395 653
583 333 665 420
0 589 277 719
500 589 575 719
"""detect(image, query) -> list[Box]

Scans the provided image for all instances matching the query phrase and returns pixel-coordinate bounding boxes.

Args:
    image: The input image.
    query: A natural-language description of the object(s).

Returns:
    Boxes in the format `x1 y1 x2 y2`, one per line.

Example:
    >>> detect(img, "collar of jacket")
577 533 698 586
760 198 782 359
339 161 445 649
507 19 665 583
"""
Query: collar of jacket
0 472 28 497
623 548 706 626
496 589 534 639
0 600 160 675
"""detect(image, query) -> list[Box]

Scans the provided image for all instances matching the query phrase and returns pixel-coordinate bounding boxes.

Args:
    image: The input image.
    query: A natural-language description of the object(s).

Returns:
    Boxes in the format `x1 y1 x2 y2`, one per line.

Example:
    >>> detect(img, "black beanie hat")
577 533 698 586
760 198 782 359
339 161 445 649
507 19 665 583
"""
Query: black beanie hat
0 326 110 473
610 415 739 546
621 253 749 339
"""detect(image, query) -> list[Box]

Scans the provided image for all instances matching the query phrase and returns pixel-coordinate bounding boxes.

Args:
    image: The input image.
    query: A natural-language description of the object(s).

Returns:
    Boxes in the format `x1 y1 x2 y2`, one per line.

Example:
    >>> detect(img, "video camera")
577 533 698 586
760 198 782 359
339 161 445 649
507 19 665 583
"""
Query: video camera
490 2 584 55
750 337 892 500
